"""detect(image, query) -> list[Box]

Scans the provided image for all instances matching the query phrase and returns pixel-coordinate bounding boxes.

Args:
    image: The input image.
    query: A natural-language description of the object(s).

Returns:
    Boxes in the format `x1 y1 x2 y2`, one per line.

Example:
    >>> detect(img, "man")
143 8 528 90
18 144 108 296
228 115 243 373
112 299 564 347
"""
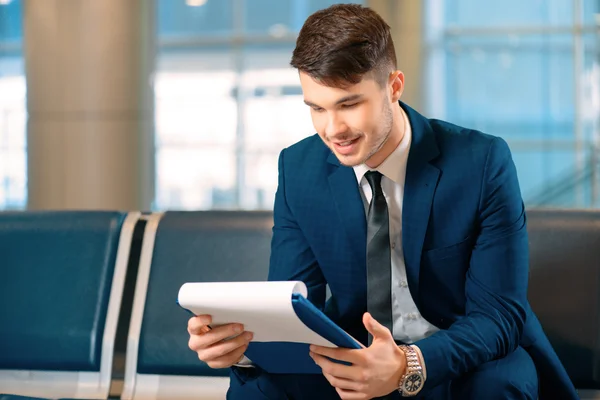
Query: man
188 4 577 399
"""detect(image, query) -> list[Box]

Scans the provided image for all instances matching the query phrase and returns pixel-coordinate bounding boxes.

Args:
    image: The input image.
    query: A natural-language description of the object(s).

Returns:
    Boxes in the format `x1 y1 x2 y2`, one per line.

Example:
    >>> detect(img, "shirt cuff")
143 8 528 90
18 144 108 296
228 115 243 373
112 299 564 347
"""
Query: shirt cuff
411 344 427 381
234 355 255 368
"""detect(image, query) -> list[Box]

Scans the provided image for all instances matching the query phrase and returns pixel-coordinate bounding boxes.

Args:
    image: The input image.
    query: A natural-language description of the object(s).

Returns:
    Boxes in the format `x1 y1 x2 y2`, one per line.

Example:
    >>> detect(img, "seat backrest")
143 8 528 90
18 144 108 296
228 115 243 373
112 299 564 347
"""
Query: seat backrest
0 211 139 399
136 211 273 376
527 209 600 388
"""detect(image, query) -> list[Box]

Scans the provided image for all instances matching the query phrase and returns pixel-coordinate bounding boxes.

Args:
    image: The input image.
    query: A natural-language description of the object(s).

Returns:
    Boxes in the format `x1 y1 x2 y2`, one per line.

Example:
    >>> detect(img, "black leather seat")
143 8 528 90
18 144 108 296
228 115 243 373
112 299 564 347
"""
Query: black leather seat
527 208 600 396
122 211 273 400
0 211 140 399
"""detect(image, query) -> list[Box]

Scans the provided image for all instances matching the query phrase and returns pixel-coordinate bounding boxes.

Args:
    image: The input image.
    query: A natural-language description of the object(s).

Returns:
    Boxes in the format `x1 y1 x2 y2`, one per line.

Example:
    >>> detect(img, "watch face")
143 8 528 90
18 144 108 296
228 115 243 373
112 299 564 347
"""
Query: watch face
403 373 423 394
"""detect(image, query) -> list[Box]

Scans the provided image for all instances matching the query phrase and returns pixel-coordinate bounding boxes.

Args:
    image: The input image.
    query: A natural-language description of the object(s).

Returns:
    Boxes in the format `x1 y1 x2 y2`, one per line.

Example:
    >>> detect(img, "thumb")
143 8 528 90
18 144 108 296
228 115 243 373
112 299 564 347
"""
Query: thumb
363 312 392 341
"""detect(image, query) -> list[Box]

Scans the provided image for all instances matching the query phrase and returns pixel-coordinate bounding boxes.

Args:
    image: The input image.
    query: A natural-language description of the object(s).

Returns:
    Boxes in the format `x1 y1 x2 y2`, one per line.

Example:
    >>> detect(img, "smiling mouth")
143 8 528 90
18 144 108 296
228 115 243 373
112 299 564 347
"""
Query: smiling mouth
333 138 359 147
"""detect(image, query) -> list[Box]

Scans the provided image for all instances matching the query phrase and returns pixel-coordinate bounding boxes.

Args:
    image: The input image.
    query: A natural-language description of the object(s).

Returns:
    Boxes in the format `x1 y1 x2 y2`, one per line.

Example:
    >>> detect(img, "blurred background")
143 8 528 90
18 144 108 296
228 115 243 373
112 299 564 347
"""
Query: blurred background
0 0 599 212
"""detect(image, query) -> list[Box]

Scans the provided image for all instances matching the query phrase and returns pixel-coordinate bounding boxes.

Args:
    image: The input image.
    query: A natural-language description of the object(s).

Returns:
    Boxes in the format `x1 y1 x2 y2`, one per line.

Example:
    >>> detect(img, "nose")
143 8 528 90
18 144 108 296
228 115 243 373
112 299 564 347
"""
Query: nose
325 112 347 138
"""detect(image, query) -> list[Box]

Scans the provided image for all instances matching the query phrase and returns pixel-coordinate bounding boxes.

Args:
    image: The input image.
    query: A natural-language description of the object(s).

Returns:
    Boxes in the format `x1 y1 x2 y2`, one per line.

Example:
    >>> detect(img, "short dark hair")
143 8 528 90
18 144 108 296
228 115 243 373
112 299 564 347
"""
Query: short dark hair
290 3 397 88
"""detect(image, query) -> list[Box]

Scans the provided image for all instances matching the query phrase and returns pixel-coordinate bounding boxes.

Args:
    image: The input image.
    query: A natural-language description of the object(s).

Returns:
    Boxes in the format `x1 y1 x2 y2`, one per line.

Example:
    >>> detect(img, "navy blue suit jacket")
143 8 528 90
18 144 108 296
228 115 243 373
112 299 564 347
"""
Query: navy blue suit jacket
230 103 577 399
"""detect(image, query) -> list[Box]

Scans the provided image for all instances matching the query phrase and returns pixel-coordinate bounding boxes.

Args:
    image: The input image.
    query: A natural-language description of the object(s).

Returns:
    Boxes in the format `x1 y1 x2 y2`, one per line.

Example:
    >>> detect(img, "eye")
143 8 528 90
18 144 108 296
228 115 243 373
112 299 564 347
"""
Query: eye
341 103 358 109
311 106 325 113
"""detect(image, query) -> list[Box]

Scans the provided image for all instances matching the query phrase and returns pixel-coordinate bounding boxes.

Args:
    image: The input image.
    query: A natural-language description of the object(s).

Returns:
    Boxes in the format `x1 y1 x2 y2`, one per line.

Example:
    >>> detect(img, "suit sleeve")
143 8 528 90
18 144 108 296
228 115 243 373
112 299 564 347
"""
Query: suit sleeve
268 148 327 309
415 137 529 389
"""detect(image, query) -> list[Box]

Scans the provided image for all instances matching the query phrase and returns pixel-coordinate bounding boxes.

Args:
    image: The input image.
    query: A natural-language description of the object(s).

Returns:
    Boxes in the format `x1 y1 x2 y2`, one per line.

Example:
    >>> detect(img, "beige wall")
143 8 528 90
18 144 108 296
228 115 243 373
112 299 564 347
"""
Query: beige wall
24 0 155 210
368 0 424 113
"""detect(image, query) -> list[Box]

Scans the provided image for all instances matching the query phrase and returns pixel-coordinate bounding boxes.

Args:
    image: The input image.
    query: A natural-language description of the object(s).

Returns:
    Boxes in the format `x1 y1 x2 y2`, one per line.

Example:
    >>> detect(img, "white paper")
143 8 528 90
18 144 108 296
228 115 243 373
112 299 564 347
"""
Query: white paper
178 281 336 347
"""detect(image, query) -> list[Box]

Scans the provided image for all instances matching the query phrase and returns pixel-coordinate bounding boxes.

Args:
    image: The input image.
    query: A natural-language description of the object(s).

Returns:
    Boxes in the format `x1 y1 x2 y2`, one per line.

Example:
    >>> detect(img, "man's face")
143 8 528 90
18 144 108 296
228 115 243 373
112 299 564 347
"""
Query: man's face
299 71 394 167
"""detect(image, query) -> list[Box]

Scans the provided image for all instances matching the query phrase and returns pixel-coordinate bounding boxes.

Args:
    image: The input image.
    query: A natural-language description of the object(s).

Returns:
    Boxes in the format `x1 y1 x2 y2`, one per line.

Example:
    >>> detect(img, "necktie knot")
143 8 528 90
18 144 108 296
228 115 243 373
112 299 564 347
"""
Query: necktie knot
365 171 384 197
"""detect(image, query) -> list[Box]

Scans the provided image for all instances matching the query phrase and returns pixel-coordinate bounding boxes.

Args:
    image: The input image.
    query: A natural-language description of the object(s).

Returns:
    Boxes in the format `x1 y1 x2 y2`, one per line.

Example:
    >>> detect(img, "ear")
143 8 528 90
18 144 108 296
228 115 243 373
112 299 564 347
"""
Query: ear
389 70 404 103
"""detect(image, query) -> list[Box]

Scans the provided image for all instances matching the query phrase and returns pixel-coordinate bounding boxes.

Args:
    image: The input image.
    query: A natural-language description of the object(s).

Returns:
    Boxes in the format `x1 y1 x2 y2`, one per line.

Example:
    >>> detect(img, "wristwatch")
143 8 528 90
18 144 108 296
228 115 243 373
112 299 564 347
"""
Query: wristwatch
397 345 425 397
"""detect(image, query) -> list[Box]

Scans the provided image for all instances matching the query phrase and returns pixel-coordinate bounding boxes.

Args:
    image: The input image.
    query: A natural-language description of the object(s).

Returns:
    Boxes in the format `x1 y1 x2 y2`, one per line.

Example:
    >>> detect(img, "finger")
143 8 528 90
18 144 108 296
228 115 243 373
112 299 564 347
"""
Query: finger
188 323 245 351
322 371 365 392
310 352 362 381
310 345 360 364
189 324 238 351
336 387 369 400
362 312 392 341
199 331 254 362
205 340 251 369
187 315 212 335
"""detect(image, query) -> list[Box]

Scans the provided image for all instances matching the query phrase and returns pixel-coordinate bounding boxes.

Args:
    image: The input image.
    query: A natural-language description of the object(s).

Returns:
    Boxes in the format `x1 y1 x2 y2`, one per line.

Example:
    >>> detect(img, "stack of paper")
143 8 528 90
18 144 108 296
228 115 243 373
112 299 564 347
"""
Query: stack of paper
177 281 362 374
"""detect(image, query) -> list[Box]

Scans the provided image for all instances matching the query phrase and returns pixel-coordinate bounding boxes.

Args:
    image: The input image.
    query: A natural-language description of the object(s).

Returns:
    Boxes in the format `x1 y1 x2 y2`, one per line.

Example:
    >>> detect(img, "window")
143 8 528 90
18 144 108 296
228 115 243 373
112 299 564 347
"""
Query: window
425 0 600 208
0 0 26 210
154 0 363 210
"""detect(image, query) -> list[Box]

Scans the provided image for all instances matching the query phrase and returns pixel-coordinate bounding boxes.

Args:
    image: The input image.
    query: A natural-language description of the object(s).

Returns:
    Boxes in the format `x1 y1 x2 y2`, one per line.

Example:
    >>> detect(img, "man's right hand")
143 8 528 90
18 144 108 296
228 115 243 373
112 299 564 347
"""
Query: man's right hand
187 315 254 369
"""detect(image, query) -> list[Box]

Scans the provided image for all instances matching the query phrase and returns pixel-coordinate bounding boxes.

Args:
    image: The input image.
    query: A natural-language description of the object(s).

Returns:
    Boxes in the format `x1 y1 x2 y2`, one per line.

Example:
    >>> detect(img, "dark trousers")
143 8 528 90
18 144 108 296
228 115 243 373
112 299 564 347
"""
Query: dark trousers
228 346 538 400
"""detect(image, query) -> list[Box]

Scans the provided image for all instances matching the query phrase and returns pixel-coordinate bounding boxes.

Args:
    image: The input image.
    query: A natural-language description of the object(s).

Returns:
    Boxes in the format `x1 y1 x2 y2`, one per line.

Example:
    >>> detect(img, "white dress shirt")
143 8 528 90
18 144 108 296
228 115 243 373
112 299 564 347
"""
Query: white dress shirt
353 107 440 345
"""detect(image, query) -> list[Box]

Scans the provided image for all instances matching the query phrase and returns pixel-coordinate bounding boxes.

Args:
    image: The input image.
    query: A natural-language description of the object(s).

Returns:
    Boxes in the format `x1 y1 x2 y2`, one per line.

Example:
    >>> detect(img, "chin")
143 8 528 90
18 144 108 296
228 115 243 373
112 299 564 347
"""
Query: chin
334 152 367 167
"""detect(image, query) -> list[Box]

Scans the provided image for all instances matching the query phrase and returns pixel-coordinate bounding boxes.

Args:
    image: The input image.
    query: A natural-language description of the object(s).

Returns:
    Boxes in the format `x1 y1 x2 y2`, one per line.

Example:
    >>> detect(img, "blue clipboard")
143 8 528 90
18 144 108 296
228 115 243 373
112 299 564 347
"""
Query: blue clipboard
243 293 362 374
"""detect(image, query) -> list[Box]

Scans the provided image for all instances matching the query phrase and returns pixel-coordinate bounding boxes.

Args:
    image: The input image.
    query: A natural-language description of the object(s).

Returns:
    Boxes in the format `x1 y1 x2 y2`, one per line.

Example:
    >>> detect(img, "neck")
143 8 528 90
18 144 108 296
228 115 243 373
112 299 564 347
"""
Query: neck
365 102 405 168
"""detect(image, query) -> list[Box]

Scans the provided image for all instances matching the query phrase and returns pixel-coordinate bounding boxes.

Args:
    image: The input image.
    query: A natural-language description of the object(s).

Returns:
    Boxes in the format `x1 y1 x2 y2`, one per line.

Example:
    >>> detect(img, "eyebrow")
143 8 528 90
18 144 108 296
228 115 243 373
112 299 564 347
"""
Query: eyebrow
303 94 364 109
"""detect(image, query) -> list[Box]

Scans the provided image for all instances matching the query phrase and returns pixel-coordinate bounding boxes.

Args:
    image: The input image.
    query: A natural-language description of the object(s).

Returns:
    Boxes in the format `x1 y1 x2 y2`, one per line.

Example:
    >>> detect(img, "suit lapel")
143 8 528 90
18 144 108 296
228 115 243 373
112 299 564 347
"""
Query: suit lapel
401 103 441 302
327 152 367 264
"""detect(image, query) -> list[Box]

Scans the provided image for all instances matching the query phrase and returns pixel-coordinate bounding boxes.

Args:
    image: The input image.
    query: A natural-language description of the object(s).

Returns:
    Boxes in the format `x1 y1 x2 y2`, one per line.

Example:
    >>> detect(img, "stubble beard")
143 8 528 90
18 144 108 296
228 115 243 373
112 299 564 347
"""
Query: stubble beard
339 101 394 167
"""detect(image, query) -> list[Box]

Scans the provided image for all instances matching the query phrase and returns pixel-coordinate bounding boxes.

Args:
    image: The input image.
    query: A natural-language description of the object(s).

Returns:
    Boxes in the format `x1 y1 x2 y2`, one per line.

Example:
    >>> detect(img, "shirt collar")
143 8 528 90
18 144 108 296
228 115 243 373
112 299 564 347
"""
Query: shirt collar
353 105 412 185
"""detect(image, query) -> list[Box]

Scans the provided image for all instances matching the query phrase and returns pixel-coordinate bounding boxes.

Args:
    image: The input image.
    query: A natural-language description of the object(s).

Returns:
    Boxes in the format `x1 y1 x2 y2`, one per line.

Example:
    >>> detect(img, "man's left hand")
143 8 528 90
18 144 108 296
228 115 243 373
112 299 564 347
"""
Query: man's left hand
309 312 407 400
